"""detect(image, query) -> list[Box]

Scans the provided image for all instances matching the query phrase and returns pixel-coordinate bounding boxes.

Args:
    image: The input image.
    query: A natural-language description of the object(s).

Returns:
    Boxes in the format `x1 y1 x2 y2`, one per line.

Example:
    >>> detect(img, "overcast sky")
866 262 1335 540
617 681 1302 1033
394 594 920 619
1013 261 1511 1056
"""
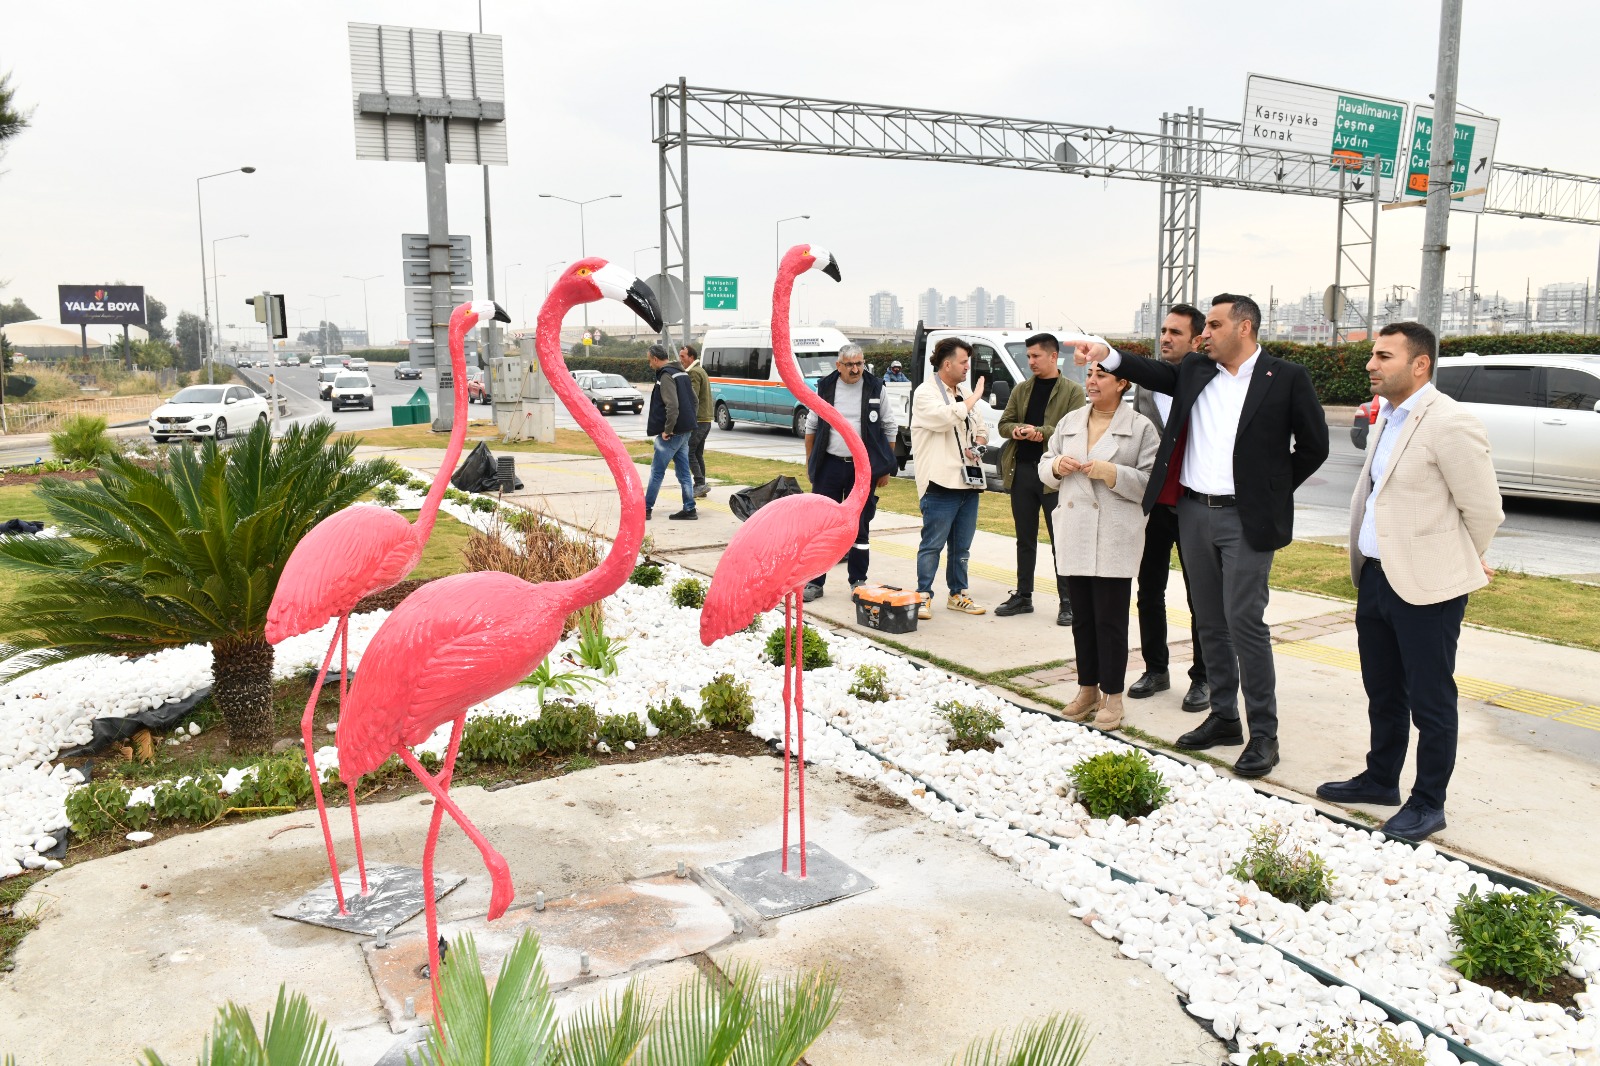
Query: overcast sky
4 0 1600 341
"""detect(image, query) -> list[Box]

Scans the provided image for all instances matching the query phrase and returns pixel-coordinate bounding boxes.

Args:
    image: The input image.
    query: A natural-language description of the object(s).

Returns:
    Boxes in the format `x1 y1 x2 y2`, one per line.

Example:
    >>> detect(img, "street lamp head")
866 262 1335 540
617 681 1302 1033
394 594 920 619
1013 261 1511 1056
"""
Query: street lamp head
240 166 256 174
802 214 811 219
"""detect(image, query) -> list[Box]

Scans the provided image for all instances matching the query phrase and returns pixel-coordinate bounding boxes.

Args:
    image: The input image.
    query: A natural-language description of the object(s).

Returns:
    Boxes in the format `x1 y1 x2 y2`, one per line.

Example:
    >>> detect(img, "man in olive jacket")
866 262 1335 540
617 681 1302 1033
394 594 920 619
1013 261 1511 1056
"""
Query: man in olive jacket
995 333 1086 625
680 343 713 499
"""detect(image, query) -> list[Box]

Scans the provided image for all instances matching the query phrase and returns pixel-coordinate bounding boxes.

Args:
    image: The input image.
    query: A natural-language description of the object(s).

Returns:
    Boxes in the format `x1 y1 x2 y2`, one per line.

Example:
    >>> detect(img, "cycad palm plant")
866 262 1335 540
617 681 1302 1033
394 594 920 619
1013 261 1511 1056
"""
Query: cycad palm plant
0 419 386 749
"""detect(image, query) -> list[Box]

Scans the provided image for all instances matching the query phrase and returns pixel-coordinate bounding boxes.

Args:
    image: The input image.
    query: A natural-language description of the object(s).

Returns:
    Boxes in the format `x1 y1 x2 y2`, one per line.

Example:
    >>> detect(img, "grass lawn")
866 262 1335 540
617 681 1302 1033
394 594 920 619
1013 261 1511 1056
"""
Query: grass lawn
0 483 55 524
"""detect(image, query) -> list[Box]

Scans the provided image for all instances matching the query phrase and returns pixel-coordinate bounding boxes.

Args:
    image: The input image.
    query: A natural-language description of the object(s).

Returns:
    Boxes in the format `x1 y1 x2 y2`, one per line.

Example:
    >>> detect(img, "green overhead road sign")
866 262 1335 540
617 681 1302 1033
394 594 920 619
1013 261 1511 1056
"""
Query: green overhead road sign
704 276 738 310
1240 75 1409 199
1401 108 1501 214
1331 94 1405 179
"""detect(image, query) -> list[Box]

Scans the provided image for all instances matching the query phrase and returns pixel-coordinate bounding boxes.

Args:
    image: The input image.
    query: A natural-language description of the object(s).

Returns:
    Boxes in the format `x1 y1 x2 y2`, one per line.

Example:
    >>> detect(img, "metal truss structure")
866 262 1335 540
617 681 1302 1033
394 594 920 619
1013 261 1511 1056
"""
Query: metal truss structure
652 80 1600 341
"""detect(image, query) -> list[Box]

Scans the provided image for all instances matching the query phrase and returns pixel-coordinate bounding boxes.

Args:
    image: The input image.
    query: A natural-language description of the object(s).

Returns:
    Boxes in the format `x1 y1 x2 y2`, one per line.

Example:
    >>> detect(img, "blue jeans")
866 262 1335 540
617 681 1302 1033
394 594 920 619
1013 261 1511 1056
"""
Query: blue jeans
916 484 980 596
645 432 695 512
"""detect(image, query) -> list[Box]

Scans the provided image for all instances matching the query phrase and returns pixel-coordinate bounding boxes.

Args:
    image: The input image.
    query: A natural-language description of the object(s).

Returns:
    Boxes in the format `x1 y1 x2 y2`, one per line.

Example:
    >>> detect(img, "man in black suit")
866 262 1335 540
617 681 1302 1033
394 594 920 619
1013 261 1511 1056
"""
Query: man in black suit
1076 294 1328 778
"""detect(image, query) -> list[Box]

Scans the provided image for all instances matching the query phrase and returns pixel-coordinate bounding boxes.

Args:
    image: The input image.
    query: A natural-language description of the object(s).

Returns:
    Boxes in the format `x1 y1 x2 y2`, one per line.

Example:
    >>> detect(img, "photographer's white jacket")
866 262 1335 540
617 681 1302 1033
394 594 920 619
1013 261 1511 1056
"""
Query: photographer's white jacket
911 379 987 497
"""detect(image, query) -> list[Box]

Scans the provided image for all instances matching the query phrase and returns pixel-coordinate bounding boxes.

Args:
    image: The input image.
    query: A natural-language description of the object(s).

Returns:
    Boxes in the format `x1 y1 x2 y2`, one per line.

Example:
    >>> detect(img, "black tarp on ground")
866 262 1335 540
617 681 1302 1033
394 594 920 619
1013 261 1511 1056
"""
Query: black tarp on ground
729 475 804 522
0 519 45 535
56 686 211 758
450 441 524 493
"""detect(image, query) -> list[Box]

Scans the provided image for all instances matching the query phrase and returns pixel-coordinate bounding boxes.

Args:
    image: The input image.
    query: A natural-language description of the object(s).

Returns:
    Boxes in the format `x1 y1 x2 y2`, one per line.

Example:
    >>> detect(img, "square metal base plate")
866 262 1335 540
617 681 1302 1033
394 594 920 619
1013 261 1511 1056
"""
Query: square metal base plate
704 843 874 920
272 863 465 936
363 871 744 1031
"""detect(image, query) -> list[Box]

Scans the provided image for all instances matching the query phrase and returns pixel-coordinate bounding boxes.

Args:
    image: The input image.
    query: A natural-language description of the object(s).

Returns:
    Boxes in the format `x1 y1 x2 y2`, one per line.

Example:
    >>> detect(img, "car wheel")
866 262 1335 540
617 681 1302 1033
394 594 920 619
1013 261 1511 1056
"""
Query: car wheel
792 406 807 439
257 413 268 427
215 418 228 441
715 401 733 431
153 436 168 444
367 399 374 410
1351 418 1368 450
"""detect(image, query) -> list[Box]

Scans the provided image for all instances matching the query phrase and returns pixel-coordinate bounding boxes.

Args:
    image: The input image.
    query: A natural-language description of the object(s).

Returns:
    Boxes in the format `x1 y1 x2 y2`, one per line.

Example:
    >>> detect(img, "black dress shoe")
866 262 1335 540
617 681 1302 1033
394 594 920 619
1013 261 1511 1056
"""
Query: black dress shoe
668 508 698 520
645 507 653 520
1233 736 1280 778
1383 800 1447 841
1181 681 1210 712
995 591 1033 616
1056 601 1073 627
802 582 823 602
1175 713 1244 750
1316 775 1401 806
1128 671 1170 699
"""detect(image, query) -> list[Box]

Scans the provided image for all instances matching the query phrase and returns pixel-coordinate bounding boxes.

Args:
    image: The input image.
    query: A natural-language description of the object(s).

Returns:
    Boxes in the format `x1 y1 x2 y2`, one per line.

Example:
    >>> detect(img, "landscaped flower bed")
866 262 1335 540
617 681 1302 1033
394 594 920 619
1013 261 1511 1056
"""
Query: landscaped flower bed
4 488 1595 1065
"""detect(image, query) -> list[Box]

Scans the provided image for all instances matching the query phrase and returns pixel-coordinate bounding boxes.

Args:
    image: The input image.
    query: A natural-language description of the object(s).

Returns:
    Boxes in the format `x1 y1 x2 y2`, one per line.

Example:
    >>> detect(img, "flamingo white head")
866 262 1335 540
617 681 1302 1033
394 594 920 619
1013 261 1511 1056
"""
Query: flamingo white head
780 243 843 282
552 257 665 332
469 300 511 324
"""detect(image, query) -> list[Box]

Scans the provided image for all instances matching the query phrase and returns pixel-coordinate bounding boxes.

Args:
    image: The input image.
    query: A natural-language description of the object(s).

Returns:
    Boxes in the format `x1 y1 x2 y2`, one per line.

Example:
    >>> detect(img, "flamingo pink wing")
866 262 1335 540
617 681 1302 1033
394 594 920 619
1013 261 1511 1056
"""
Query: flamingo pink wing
266 505 421 643
700 493 853 643
338 571 565 779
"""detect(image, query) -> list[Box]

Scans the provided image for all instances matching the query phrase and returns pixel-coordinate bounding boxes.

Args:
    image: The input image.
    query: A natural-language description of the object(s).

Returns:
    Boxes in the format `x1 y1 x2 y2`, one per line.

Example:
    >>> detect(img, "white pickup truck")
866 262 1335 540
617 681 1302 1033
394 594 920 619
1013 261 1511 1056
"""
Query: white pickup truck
892 324 1094 490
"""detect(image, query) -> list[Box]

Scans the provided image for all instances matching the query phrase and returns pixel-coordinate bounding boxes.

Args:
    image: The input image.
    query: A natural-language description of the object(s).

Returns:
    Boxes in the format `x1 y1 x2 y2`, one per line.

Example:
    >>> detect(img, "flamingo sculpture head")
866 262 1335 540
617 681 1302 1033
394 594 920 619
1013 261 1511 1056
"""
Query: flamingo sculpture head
547 257 664 333
779 243 842 285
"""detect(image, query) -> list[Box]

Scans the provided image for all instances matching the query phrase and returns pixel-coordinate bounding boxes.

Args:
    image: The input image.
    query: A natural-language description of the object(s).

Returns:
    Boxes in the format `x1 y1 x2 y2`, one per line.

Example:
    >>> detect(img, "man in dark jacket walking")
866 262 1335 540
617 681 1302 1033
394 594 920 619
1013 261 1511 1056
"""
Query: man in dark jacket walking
801 344 898 600
680 343 713 498
644 343 698 520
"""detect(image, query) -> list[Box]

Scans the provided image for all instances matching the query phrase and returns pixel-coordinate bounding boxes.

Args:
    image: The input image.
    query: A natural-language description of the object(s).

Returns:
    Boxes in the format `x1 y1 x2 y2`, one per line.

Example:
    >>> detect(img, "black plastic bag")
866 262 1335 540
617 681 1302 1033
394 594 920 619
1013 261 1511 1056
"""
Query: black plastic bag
57 686 212 758
0 519 45 535
450 441 523 493
729 475 804 521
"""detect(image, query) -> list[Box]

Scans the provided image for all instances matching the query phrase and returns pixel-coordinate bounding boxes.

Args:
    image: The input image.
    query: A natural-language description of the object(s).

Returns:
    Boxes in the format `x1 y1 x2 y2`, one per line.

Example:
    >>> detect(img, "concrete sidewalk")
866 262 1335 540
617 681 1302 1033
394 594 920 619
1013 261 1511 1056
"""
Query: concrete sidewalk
387 445 1600 902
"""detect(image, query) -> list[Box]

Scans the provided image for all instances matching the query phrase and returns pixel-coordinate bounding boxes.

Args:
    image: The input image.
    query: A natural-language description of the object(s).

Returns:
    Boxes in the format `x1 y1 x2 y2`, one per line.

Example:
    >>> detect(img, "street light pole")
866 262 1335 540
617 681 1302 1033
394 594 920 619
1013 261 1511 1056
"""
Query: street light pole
633 245 659 278
212 234 247 361
502 262 522 326
538 193 621 331
775 214 810 269
309 293 339 360
196 166 255 384
343 274 383 349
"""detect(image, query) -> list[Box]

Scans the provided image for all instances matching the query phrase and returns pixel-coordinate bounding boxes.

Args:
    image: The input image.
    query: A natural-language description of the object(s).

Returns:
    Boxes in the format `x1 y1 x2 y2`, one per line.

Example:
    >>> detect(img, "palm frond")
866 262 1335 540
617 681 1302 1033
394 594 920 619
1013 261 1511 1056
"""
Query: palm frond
730 966 839 1066
555 980 651 1066
944 1013 1094 1066
415 931 558 1066
643 962 753 1066
141 985 344 1066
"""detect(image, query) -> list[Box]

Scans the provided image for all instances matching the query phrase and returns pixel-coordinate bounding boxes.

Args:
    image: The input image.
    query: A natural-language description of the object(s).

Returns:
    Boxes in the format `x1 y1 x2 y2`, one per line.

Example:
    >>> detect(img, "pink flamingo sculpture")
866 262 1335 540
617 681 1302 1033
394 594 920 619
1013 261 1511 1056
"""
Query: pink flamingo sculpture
699 244 846 878
337 258 662 1017
265 299 509 915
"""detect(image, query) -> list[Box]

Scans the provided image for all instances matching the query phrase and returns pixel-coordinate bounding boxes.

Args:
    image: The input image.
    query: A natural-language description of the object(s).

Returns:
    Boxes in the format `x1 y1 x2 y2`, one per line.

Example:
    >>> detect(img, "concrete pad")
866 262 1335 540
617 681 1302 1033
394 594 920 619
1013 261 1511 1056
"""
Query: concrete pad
272 863 464 936
0 756 1219 1066
705 843 874 919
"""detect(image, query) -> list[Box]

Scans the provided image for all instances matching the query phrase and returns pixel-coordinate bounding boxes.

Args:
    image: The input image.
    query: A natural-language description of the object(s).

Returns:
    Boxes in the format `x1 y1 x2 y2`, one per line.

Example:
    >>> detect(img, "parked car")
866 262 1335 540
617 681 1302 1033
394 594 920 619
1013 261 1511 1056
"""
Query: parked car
148 384 269 443
1350 399 1380 449
329 372 375 411
467 374 492 404
395 363 422 380
348 357 370 372
579 372 643 415
317 367 342 400
340 356 351 367
281 355 299 367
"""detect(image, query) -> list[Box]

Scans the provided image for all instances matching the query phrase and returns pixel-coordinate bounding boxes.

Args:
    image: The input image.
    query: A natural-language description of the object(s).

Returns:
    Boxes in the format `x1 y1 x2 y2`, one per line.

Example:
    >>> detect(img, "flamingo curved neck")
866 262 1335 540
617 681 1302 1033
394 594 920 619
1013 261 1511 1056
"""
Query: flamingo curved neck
771 266 869 511
535 286 645 611
412 315 474 543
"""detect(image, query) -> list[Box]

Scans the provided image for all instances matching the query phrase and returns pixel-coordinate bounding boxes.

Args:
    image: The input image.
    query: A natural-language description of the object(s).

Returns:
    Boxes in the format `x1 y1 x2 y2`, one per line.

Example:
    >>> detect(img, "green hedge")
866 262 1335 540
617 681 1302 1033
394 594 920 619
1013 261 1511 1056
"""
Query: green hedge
347 348 410 362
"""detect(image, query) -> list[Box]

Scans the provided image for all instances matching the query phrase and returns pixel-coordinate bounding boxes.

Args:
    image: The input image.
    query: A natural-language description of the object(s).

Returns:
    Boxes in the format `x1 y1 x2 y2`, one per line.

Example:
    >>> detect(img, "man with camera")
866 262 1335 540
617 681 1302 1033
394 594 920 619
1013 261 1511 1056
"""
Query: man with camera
910 337 990 619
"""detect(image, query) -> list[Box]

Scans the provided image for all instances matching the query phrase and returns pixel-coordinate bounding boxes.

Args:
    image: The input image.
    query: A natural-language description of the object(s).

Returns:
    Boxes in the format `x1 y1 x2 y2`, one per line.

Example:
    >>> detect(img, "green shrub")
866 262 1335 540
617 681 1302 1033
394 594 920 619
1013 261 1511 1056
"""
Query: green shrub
65 781 133 839
228 754 313 809
700 673 755 731
648 696 701 737
1248 1024 1427 1065
536 700 598 756
469 496 497 513
152 774 226 823
669 577 707 609
372 483 399 507
49 414 115 467
445 487 469 503
598 712 647 747
629 561 664 587
1068 750 1169 820
460 714 541 765
573 612 626 675
847 663 890 703
1449 886 1594 995
935 700 1004 752
406 476 429 493
764 624 831 670
371 458 411 484
1229 825 1335 909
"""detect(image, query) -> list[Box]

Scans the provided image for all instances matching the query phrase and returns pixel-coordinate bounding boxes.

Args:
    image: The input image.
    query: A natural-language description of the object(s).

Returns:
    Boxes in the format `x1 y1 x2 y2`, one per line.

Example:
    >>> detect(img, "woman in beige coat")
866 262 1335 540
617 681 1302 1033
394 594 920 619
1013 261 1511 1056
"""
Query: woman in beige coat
1038 364 1159 730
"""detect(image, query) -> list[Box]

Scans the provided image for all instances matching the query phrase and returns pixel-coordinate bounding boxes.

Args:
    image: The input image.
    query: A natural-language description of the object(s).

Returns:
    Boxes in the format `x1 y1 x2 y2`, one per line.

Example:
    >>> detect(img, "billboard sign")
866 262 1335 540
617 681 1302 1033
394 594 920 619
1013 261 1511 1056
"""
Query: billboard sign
1241 76 1409 199
58 285 147 326
1400 108 1500 213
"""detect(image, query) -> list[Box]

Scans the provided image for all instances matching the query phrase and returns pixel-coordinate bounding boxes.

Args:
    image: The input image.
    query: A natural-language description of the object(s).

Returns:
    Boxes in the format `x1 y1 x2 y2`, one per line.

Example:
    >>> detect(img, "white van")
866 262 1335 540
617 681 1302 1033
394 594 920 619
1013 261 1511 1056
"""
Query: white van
701 326 856 437
899 324 1095 489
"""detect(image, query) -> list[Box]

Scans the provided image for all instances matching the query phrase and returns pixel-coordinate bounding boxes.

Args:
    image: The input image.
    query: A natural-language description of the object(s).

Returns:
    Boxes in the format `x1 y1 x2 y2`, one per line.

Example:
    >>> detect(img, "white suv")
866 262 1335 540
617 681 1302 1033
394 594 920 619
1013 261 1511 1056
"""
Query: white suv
149 385 269 443
347 357 370 372
329 372 376 411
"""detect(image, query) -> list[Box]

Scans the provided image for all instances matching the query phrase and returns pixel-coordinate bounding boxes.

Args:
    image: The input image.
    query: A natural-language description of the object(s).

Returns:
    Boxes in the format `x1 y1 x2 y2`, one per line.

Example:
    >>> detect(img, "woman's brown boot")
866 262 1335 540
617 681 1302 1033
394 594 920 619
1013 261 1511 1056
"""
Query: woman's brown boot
1090 692 1125 731
1064 685 1100 723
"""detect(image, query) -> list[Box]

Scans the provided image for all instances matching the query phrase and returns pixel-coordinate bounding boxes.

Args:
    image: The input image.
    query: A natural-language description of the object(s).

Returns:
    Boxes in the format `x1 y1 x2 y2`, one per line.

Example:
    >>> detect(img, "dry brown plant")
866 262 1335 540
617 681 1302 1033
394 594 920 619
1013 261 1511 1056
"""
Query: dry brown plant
462 507 605 634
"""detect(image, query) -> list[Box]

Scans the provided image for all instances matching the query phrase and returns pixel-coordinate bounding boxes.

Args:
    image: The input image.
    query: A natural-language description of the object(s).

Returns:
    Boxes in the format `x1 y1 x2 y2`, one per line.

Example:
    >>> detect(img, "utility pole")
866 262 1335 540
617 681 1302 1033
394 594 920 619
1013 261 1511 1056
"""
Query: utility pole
1416 0 1463 338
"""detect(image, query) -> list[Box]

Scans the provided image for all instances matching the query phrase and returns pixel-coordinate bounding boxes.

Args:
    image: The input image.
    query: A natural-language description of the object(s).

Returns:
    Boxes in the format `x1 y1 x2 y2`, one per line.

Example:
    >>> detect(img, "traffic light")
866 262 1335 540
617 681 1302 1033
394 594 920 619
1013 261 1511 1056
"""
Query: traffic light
245 293 289 339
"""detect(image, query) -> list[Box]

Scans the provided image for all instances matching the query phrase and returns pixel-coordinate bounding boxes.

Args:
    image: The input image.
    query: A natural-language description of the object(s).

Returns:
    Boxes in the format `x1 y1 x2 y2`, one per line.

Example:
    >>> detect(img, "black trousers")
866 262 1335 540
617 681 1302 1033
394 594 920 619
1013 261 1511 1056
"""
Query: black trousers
810 453 877 587
1136 503 1207 681
1357 560 1467 810
1010 461 1067 600
1066 576 1132 695
688 421 712 487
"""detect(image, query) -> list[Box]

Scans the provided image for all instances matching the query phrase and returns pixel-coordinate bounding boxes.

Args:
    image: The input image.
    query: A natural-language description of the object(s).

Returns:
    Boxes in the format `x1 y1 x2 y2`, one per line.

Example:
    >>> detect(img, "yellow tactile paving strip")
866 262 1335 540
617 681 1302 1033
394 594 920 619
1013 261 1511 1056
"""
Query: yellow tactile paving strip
417 456 1600 737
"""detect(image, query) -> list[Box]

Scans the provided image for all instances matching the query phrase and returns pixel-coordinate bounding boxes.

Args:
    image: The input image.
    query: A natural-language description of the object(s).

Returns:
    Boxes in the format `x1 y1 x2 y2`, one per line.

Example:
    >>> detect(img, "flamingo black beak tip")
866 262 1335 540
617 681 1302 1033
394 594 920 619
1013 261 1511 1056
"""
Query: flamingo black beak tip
627 278 665 333
491 301 511 323
821 254 842 283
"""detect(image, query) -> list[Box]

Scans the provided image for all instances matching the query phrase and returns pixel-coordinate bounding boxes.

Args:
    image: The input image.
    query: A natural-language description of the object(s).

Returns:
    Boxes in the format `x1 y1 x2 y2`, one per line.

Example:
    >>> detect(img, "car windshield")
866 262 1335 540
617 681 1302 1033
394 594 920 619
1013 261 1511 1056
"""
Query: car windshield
1006 341 1082 383
795 354 837 377
335 375 368 388
594 375 629 389
170 387 226 404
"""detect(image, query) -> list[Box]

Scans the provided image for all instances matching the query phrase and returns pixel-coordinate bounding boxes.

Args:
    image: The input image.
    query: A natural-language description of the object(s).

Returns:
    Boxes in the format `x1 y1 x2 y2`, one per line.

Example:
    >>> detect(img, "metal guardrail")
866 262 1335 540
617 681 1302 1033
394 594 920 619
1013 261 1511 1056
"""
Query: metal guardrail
0 394 166 436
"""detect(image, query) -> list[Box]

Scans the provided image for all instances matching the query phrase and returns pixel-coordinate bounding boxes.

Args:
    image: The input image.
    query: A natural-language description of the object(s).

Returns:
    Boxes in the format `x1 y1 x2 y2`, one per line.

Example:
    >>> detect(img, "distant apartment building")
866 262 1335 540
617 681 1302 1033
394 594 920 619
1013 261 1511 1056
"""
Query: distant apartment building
1537 282 1589 331
913 286 1016 327
868 291 903 329
916 288 943 326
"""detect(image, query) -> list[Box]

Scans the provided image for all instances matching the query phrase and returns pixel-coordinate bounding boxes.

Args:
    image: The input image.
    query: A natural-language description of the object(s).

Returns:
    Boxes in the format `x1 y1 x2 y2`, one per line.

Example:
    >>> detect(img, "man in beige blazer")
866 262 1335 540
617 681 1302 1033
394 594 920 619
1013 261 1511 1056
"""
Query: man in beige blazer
1317 322 1503 842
